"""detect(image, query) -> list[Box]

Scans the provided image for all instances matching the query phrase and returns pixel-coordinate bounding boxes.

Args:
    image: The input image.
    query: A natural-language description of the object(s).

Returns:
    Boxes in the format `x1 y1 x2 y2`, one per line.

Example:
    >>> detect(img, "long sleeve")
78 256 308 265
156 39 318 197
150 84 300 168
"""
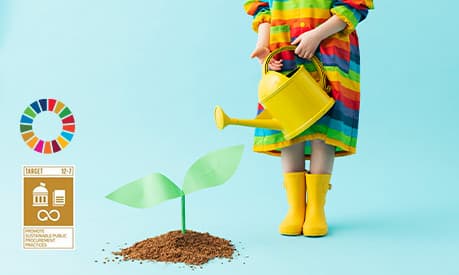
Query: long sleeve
243 0 271 32
331 0 374 34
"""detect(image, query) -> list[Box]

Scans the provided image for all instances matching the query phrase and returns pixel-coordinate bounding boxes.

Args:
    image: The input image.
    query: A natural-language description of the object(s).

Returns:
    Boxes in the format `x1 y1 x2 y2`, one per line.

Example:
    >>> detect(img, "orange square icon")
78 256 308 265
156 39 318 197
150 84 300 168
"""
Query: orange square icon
22 166 75 250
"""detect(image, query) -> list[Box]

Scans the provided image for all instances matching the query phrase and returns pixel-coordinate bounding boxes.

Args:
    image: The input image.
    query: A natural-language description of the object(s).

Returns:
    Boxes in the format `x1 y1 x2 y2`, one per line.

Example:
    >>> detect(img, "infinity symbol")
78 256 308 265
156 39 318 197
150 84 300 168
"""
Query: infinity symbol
37 209 61 222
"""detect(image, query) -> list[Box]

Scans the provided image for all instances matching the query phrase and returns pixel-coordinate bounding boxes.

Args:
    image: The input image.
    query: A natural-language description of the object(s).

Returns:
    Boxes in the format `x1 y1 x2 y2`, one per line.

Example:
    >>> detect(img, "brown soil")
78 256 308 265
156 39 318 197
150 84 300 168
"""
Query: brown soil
113 230 235 266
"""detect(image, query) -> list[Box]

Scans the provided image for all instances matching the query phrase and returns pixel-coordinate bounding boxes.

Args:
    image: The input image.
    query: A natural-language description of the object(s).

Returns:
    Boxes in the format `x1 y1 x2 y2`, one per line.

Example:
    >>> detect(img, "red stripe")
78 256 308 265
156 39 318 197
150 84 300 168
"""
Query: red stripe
62 115 75 124
321 37 350 53
333 91 360 110
48 99 57 111
330 81 360 101
257 103 265 114
320 46 350 62
342 0 368 10
349 32 359 47
63 124 75 132
279 51 295 61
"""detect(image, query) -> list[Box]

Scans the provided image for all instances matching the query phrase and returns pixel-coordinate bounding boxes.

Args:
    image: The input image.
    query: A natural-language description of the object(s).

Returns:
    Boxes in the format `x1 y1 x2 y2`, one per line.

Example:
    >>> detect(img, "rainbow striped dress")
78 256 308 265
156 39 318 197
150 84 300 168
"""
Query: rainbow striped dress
244 0 373 159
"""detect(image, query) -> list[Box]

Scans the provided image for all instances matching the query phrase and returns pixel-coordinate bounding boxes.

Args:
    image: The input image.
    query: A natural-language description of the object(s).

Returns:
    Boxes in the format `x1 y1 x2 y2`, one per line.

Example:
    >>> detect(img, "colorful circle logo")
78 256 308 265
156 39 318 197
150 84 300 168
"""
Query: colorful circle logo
20 99 75 154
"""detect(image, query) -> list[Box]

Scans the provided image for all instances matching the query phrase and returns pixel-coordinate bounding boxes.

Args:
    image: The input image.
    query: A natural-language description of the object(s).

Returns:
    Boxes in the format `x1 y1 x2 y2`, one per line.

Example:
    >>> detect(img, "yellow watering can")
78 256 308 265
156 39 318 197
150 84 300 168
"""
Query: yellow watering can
215 45 335 140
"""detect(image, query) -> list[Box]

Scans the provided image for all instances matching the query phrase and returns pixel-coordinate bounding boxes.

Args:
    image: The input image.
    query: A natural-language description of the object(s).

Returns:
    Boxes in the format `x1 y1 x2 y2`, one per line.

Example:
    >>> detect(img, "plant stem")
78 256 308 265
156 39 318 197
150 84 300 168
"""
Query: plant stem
181 195 186 234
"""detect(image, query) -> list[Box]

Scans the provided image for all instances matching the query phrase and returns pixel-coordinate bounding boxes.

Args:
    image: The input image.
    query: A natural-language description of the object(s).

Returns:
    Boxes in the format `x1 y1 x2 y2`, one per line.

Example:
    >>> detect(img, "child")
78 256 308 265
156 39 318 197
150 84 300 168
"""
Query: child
244 0 373 236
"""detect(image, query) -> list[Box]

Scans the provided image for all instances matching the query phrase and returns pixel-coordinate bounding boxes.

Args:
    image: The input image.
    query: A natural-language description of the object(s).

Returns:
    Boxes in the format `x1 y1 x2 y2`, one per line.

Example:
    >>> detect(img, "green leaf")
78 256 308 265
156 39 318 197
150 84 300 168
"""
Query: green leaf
106 173 184 208
182 145 244 195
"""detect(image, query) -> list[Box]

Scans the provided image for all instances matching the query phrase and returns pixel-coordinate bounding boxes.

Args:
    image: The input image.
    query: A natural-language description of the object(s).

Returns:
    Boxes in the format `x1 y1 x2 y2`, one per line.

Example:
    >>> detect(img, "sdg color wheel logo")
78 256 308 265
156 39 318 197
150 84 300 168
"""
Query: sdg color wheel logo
20 99 76 154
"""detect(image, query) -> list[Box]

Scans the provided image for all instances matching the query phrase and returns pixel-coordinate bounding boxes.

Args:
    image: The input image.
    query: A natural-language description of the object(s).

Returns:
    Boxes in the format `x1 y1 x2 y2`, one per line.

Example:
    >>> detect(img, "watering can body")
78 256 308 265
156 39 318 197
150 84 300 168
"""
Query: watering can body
215 46 335 140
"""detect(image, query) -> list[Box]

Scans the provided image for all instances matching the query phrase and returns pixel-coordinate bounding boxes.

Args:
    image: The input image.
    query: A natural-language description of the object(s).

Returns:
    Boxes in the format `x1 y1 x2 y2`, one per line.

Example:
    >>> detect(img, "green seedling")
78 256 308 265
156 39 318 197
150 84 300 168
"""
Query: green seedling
106 145 244 234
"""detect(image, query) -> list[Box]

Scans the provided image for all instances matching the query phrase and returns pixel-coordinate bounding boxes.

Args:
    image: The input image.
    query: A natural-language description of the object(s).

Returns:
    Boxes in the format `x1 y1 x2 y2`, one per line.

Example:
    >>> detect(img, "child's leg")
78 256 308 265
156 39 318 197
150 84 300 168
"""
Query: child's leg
310 139 335 174
278 142 306 235
281 141 305 173
303 139 334 236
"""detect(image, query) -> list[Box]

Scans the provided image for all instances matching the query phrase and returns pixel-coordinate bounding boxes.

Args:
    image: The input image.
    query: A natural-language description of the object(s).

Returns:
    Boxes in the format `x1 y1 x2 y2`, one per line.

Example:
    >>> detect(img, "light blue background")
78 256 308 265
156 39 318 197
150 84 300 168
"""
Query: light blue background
1 0 459 274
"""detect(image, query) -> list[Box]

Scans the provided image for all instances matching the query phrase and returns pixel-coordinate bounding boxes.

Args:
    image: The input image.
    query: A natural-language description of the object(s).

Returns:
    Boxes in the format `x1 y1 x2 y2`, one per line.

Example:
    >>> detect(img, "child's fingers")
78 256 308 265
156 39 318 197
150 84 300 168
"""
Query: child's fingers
250 49 259 58
252 48 270 62
270 58 282 63
269 64 282 70
268 59 283 70
291 36 300 45
294 47 305 58
270 59 283 66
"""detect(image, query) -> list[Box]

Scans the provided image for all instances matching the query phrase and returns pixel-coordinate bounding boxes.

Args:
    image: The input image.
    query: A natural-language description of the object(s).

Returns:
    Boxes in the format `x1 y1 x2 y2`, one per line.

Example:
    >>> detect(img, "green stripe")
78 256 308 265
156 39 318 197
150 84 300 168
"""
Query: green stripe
59 107 72 118
324 65 360 82
24 107 37 118
20 124 33 133
272 1 332 10
304 124 357 146
254 9 271 22
331 5 358 29
271 24 290 34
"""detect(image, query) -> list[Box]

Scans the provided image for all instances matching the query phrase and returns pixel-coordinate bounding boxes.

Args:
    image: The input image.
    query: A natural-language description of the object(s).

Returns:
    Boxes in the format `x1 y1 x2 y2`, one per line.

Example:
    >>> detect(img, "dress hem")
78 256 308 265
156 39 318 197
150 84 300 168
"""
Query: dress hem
253 133 356 160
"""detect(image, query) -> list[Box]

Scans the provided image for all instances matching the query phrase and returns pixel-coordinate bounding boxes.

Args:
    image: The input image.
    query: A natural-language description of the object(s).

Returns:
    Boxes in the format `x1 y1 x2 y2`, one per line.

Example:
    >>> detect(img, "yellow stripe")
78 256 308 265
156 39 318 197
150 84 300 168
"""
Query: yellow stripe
21 131 35 142
325 70 360 92
54 101 65 114
270 32 290 43
272 8 331 20
57 136 69 148
27 136 39 149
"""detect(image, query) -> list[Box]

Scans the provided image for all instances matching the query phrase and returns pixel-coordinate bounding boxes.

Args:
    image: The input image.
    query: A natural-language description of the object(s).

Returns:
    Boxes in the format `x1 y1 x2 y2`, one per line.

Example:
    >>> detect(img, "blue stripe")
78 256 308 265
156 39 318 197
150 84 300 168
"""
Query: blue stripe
281 59 297 71
320 53 350 73
327 100 359 128
350 44 360 58
20 115 33 124
253 6 269 18
350 49 360 65
39 99 47 112
357 8 368 21
61 131 74 142
30 101 42 114
255 127 281 136
314 116 357 138
349 60 360 75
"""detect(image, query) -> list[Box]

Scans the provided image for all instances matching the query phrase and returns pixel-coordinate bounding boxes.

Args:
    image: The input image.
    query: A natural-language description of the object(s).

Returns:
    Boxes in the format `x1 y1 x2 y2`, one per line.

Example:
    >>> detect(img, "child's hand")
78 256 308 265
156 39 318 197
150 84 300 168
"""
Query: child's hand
291 30 322 60
250 46 283 71
250 45 270 63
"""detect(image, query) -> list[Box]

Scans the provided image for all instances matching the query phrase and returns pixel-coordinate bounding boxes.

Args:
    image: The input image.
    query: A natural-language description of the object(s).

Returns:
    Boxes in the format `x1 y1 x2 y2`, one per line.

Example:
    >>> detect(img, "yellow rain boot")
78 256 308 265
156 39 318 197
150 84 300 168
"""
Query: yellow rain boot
303 174 332 237
279 172 306 235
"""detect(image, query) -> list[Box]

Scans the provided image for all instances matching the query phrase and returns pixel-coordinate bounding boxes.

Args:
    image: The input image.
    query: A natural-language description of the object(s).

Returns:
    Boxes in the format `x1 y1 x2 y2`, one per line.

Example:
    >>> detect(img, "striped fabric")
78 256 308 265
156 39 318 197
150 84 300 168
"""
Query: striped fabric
244 0 373 159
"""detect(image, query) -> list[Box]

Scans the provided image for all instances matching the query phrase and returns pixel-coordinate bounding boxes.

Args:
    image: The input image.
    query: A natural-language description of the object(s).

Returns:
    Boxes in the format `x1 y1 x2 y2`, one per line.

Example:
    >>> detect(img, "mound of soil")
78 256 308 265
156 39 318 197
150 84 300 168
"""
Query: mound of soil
113 230 235 266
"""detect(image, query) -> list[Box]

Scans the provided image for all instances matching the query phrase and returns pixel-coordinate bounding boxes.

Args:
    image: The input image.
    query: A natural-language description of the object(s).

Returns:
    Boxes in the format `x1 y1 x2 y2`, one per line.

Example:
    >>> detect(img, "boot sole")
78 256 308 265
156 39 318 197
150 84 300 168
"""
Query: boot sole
303 229 328 237
280 232 302 236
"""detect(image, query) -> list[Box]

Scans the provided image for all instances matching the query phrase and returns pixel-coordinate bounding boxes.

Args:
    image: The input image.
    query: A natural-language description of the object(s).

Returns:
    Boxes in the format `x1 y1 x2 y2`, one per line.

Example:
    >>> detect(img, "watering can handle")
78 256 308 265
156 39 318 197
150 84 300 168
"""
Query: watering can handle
263 45 330 92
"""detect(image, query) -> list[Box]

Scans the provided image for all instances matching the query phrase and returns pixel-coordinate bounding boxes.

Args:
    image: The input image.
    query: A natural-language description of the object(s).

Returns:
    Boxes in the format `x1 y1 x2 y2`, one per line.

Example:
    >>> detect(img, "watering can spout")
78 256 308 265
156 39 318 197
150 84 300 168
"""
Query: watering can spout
214 106 282 131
